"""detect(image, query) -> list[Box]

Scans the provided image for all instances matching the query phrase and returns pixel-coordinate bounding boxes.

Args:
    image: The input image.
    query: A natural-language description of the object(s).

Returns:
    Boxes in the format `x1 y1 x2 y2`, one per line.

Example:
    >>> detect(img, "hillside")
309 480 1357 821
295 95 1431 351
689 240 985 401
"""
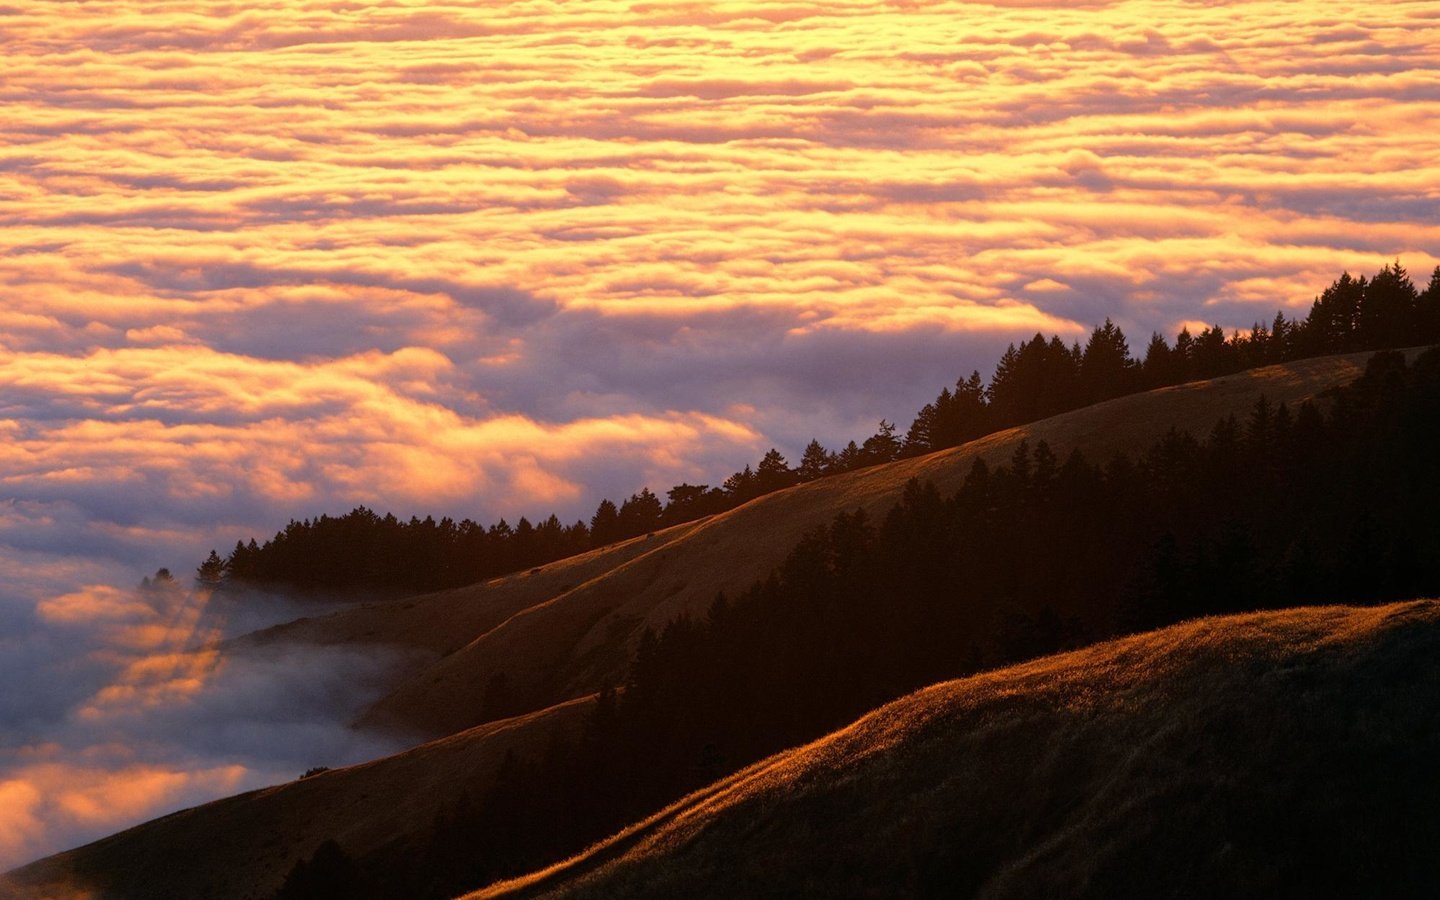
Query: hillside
2 347 1423 900
476 600 1440 900
361 349 1412 738
1 697 596 900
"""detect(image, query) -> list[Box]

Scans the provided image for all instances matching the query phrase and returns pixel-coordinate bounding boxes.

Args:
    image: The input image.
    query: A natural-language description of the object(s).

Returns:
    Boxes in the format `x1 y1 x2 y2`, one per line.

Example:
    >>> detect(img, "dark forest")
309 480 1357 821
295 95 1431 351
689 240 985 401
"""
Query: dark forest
205 262 1440 597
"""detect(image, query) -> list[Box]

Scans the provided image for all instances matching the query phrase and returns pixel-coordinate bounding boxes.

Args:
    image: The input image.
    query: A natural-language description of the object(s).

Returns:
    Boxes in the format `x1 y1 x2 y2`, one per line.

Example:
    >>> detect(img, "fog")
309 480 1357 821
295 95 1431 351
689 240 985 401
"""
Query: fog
0 574 414 871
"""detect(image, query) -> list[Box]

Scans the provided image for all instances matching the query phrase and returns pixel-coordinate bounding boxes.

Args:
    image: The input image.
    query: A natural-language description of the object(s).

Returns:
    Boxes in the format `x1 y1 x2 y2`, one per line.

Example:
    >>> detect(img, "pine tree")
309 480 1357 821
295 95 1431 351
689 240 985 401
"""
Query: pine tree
196 549 226 586
1359 261 1417 350
1419 267 1440 343
590 499 621 547
619 488 663 537
861 420 902 465
797 440 833 481
903 403 937 456
1080 318 1134 402
755 449 795 493
1141 332 1176 388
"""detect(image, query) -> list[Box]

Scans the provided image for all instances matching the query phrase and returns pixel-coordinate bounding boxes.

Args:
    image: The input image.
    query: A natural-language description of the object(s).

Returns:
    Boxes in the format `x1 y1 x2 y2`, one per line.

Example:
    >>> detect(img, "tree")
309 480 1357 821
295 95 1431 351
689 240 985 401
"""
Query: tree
723 465 760 503
1419 267 1440 343
1359 261 1417 349
930 371 989 448
903 403 937 456
590 499 621 548
755 449 795 493
796 440 833 481
618 488 663 537
1141 332 1177 388
833 441 863 473
1190 325 1231 378
196 550 226 587
663 483 719 524
1305 272 1364 353
861 420 902 466
1080 318 1134 402
1270 311 1297 362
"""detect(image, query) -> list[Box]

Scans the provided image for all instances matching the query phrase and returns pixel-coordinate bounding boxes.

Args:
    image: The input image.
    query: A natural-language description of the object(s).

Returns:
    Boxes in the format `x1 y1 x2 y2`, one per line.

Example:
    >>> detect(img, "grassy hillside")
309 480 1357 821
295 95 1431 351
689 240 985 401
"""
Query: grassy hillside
476 600 1440 900
1 697 595 900
364 350 1406 738
3 348 1421 900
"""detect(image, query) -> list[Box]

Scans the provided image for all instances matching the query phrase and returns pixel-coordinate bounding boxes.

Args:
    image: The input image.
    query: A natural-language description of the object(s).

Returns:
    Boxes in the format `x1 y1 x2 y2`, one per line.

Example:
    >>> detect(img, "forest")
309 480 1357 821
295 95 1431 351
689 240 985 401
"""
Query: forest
203 262 1440 597
277 345 1440 899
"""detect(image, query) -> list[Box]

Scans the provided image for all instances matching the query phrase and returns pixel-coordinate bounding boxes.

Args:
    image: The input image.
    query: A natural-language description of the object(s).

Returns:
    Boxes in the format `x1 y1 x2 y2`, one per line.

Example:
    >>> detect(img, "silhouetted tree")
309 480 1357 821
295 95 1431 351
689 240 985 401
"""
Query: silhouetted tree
860 420 902 466
196 550 226 586
1080 318 1135 402
1141 332 1178 388
590 499 621 548
755 449 796 493
618 488 663 537
1359 261 1417 350
723 465 760 503
797 440 834 481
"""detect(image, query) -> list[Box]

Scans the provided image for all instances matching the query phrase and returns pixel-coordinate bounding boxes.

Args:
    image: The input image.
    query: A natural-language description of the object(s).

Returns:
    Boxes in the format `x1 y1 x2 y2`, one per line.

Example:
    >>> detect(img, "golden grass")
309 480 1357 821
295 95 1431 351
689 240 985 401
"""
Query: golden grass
472 600 1440 900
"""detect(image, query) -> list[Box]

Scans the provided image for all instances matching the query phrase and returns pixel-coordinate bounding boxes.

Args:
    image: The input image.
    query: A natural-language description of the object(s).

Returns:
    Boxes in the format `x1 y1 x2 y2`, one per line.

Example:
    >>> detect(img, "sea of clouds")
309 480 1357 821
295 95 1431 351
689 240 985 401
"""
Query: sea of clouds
2 0 1438 870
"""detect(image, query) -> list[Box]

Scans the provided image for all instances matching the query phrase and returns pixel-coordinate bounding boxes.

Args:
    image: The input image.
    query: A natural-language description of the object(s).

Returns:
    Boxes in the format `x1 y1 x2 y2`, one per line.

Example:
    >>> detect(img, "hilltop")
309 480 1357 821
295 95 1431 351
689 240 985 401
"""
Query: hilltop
476 600 1440 900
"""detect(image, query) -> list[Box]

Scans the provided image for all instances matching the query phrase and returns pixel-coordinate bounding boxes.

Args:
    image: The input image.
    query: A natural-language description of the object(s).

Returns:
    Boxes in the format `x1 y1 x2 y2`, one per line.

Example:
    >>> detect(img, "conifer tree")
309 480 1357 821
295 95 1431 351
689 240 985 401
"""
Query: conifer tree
797 440 833 481
590 499 621 547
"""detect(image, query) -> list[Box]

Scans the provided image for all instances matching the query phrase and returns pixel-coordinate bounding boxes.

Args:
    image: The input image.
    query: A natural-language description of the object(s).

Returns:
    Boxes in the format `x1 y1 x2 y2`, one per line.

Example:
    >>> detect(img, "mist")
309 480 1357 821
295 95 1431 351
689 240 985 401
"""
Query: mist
0 575 416 871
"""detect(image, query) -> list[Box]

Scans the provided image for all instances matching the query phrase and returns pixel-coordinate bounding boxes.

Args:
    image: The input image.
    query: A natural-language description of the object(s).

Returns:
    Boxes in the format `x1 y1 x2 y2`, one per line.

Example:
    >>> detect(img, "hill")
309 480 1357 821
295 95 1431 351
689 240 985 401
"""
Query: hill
2 347 1424 900
475 599 1440 900
358 349 1411 738
0 697 596 900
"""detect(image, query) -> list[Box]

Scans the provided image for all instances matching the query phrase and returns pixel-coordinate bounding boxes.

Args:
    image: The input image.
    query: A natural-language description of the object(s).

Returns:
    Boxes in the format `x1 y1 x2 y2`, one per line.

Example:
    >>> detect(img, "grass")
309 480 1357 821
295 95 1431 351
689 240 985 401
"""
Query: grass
474 600 1440 900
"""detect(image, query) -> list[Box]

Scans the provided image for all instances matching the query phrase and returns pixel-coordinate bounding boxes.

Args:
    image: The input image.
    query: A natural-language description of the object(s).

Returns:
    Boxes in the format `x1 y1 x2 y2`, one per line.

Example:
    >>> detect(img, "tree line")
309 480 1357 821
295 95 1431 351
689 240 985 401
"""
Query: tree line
213 261 1440 597
278 346 1440 899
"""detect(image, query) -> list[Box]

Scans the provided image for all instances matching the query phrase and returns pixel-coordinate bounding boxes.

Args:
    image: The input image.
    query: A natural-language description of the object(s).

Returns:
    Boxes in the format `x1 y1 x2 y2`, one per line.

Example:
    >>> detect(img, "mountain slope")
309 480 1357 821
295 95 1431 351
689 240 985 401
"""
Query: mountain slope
366 350 1413 738
475 599 1440 900
4 348 1420 899
1 696 595 900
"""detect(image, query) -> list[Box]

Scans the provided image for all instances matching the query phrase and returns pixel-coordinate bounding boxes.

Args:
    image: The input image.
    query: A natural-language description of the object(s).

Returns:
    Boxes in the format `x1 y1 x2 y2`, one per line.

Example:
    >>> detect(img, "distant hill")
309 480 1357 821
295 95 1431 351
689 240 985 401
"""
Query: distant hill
358 349 1418 738
475 600 1440 900
3 348 1427 900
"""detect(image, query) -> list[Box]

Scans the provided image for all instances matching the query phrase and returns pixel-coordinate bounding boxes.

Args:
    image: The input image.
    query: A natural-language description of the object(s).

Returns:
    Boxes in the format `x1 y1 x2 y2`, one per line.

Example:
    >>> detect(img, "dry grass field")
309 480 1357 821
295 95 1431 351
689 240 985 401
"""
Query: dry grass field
476 600 1440 900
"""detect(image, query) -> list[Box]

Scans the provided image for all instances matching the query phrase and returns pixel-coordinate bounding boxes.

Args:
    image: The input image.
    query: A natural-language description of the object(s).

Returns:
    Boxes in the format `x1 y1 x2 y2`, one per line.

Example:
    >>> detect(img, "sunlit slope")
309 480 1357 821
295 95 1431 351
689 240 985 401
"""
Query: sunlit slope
1 696 595 900
228 522 704 729
369 350 1412 738
475 599 1440 900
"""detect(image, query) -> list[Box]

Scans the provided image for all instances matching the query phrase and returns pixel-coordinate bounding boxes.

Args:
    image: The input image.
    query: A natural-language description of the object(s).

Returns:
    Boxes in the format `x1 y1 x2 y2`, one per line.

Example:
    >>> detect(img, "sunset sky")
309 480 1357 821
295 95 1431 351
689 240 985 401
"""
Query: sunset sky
2 0 1439 869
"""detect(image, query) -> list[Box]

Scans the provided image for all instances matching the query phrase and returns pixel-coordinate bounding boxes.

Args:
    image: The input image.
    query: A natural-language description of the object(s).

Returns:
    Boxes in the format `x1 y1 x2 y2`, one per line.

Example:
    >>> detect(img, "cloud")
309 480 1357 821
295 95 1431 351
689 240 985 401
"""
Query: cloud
0 575 412 870
2 0 1439 871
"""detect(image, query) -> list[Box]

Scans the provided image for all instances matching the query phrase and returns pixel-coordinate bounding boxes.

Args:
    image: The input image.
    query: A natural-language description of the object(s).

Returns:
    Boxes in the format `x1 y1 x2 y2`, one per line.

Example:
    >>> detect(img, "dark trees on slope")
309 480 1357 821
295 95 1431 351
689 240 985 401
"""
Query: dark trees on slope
220 260 1440 602
334 348 1440 900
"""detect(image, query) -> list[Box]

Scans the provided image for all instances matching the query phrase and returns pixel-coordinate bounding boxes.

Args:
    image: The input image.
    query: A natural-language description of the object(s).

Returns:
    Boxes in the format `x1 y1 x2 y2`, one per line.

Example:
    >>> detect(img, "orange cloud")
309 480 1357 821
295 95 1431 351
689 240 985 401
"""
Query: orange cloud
0 762 248 869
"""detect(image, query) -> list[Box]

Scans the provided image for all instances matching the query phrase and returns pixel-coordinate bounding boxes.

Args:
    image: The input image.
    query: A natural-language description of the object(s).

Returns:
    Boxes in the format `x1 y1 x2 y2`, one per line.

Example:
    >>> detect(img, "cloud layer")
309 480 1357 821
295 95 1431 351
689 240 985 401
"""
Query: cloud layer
2 0 1438 870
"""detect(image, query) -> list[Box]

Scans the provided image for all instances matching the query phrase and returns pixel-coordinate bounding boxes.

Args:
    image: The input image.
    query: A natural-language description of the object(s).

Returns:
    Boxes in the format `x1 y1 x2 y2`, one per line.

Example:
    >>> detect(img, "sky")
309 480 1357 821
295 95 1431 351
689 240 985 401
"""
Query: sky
2 0 1439 871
